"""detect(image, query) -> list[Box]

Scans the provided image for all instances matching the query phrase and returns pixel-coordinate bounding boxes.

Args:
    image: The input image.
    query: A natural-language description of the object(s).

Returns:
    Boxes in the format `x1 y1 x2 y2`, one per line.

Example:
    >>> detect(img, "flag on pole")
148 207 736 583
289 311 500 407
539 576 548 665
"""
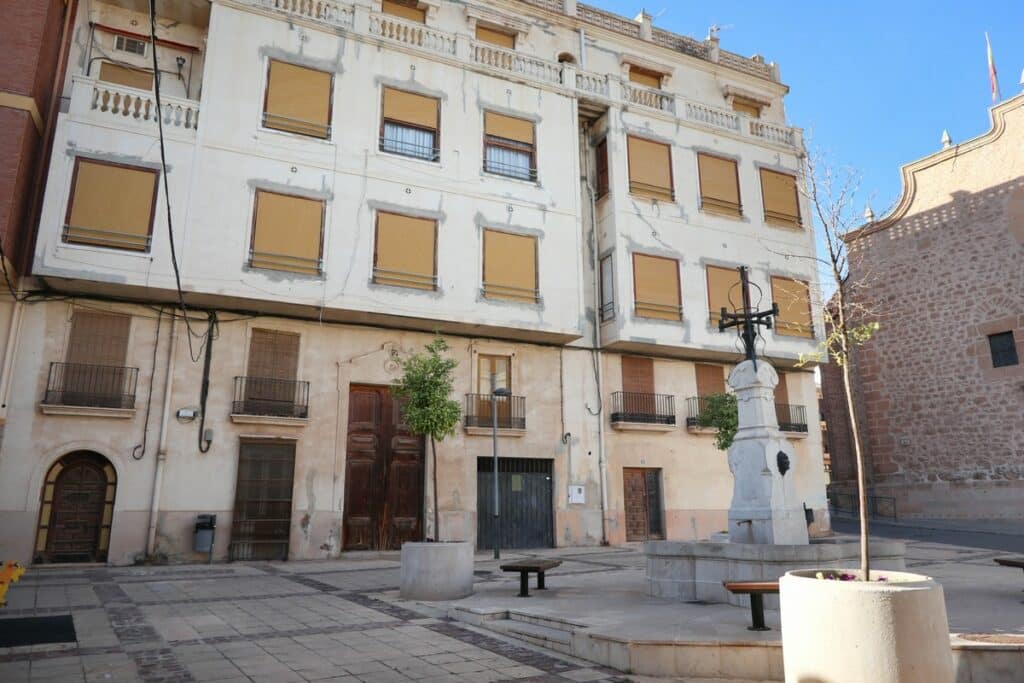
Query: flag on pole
985 32 1001 102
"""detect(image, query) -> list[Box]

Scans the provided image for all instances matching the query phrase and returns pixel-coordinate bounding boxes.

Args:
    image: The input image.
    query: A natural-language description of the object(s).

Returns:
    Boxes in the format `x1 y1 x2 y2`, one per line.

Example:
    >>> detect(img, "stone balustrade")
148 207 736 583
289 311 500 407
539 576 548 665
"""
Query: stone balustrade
368 12 457 56
249 0 353 28
73 76 200 135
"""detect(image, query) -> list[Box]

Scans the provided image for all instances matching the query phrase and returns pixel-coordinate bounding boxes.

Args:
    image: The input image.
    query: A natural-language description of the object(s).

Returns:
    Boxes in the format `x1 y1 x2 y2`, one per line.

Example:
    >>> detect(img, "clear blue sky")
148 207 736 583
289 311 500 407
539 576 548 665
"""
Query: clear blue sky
592 0 1024 213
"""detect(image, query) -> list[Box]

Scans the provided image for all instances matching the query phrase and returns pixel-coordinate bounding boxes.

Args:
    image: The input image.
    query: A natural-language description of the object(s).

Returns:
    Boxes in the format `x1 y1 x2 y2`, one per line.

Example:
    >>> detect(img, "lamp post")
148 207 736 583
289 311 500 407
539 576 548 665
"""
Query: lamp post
491 373 510 560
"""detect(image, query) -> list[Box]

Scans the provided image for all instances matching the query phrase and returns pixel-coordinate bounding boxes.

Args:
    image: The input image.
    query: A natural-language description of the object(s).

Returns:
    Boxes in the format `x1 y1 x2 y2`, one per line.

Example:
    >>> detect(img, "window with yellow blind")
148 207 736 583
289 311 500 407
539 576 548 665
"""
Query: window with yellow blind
55 310 134 409
476 25 515 49
249 190 324 275
373 212 437 290
628 67 662 89
697 153 742 217
483 111 536 181
632 253 681 321
482 229 538 303
706 265 743 326
263 60 333 139
380 87 440 161
98 62 153 90
759 169 802 228
694 363 725 397
63 158 158 251
621 356 654 394
770 276 814 338
382 0 426 23
66 311 131 367
477 354 511 393
627 136 674 201
243 329 302 415
731 97 762 118
247 329 300 380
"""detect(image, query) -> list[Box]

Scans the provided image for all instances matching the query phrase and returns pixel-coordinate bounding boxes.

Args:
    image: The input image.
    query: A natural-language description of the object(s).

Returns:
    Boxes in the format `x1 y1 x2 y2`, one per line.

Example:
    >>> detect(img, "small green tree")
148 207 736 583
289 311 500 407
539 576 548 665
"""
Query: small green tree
393 336 462 541
696 393 738 451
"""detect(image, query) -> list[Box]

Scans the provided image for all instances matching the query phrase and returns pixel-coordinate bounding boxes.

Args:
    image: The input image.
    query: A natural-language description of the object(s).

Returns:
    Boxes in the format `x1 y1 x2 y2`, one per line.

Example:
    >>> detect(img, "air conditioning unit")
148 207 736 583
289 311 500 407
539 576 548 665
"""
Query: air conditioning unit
114 35 148 57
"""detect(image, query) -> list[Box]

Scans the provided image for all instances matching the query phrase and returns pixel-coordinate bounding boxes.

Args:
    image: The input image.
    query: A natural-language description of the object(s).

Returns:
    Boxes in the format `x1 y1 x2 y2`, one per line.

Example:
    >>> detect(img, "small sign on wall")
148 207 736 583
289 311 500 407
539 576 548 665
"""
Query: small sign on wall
568 485 585 505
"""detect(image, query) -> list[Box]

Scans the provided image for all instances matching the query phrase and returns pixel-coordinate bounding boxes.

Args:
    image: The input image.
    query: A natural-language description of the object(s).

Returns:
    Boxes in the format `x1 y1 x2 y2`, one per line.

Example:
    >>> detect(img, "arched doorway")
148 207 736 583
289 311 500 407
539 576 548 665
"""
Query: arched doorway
34 451 117 563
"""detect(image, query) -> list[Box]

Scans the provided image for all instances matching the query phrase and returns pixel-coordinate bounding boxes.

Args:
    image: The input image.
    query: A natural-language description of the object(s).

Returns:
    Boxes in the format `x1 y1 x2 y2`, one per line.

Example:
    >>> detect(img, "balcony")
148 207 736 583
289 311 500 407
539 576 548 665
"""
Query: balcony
41 362 138 417
610 392 676 432
464 393 526 436
231 376 310 425
69 75 199 141
685 396 717 432
776 403 809 435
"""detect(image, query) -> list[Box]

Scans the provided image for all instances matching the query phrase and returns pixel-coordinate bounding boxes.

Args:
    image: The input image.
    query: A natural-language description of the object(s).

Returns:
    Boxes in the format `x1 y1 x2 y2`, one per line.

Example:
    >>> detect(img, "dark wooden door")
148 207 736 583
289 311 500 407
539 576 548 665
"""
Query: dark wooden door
48 457 109 563
623 468 664 542
476 458 553 550
343 385 424 550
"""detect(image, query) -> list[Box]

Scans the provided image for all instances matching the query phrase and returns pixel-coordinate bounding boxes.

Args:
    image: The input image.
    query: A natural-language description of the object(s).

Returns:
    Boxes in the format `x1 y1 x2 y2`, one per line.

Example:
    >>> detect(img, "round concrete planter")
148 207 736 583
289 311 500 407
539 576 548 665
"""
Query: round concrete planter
780 569 954 683
399 541 474 601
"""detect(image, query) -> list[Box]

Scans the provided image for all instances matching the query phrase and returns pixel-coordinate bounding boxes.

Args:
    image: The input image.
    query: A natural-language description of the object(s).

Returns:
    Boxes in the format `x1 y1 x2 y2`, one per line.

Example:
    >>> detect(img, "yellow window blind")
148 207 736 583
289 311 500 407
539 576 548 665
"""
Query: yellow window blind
627 136 673 201
382 0 426 23
264 60 332 139
483 229 538 303
98 62 153 90
632 253 681 320
251 190 323 275
771 276 813 338
476 26 515 49
706 265 743 325
760 169 801 228
695 363 725 397
65 159 158 251
628 67 662 89
731 97 761 118
67 311 131 366
382 87 438 130
621 356 654 394
484 112 534 145
373 212 437 290
697 153 741 217
247 329 300 380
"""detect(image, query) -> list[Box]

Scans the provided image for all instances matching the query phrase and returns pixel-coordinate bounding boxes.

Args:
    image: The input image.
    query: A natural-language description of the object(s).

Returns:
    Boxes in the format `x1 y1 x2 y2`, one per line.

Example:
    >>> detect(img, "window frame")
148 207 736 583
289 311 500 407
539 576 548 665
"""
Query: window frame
988 331 1019 368
769 275 814 339
379 87 441 163
595 137 610 199
626 135 675 202
705 263 744 327
631 252 682 322
759 167 803 229
696 152 743 219
599 253 615 323
475 24 516 49
371 211 439 291
481 228 540 304
62 157 160 253
261 59 335 141
248 189 326 277
482 111 537 182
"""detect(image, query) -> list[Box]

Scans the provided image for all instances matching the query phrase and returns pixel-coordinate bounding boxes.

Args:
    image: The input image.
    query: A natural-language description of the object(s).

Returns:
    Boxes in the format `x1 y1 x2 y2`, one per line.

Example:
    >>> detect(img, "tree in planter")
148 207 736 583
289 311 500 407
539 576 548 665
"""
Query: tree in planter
695 393 738 451
393 336 462 542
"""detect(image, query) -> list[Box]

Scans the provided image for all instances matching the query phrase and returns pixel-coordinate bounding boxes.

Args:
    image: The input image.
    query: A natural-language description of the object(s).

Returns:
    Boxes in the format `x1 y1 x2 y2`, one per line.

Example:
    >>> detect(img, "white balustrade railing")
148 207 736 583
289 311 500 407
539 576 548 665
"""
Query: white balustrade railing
749 120 796 147
82 78 199 132
685 101 740 132
248 0 353 28
469 42 562 84
368 13 456 55
622 82 675 114
574 70 610 98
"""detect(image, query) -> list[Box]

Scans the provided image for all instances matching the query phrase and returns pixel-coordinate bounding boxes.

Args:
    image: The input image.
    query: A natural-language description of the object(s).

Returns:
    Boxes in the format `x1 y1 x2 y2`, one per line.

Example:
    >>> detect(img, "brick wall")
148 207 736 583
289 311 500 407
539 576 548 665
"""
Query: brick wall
824 99 1024 519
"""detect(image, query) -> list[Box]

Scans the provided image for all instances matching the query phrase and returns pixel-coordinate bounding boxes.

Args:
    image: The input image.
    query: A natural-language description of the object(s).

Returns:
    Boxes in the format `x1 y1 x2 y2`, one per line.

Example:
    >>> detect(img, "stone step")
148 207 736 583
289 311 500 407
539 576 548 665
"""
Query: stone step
507 610 586 631
486 618 573 654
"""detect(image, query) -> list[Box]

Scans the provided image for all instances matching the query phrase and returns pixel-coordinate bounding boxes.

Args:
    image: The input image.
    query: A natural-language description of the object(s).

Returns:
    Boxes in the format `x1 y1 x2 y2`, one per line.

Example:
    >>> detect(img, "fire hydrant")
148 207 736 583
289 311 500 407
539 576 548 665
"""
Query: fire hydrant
0 561 25 607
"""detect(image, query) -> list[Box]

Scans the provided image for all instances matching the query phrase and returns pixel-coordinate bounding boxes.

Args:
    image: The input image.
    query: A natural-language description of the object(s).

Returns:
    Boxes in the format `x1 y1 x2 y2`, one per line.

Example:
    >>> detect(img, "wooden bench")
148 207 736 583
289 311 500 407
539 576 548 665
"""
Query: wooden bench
994 557 1024 574
723 580 779 631
500 559 562 597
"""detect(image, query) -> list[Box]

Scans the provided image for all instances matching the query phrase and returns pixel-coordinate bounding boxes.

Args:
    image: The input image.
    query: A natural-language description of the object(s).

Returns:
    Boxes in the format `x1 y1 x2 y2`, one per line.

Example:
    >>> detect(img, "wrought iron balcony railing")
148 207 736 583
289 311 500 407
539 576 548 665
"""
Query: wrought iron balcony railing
464 393 526 430
42 362 138 409
232 376 310 419
685 395 714 427
610 391 675 425
776 403 808 433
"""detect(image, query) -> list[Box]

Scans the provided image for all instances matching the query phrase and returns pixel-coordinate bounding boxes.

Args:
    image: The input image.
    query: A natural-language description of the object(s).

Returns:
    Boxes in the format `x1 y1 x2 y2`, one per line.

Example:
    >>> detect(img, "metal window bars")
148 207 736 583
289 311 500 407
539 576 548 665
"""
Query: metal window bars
232 376 310 419
42 362 139 409
62 224 152 251
380 122 439 161
610 391 676 425
249 249 323 276
775 403 808 433
481 283 541 304
262 111 331 139
372 267 437 290
634 300 683 320
464 393 526 430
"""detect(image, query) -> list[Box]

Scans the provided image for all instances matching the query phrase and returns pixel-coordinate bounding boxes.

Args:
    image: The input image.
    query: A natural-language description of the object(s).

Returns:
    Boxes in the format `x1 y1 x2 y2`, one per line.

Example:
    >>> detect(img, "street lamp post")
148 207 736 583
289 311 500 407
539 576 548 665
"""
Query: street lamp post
491 373 510 560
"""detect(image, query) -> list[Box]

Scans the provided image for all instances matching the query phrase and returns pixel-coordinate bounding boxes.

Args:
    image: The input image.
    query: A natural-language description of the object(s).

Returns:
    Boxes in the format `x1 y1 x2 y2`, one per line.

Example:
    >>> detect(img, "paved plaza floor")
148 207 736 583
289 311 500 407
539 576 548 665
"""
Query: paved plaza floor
1 530 1022 682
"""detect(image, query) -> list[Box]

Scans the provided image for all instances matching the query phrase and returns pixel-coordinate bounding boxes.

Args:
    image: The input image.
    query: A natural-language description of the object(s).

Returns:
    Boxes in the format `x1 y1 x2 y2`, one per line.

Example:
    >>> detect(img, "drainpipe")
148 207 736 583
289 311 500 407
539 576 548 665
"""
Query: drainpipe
0 300 25 423
146 316 177 557
581 123 609 545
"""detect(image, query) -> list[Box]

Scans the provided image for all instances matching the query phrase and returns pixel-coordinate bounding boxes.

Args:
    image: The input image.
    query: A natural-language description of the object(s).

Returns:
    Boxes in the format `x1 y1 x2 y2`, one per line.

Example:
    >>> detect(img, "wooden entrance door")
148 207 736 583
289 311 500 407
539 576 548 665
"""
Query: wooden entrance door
623 468 664 542
45 453 114 563
229 441 296 561
343 385 424 550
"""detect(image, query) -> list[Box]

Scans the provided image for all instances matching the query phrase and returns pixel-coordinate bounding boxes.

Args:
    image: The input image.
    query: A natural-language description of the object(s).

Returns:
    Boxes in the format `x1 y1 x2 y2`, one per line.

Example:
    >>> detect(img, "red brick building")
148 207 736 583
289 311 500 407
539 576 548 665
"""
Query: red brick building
823 94 1024 520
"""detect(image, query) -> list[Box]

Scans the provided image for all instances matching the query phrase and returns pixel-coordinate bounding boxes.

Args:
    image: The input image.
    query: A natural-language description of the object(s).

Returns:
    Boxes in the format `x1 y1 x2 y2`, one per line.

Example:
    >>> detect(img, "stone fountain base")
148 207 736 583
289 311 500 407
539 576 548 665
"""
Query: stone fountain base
644 538 906 609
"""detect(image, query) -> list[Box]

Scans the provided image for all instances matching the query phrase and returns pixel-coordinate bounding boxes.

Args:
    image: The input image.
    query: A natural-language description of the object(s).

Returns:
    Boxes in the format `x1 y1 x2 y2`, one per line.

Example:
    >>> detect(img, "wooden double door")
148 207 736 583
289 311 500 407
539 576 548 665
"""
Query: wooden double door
343 385 425 550
623 468 665 542
36 452 117 563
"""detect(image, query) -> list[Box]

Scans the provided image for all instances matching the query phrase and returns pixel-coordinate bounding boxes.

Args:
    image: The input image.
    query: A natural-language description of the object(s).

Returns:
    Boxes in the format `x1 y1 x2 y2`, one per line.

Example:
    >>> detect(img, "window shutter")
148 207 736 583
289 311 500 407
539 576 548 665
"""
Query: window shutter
67 311 130 366
627 136 673 201
632 254 681 320
247 329 299 380
599 255 614 320
731 98 761 118
66 159 158 251
697 153 741 217
760 169 801 227
628 68 662 89
771 276 813 338
621 356 654 394
98 62 153 90
483 230 538 302
476 26 515 49
706 265 743 325
484 112 534 145
382 0 426 23
264 60 332 139
477 354 511 393
382 87 439 131
596 138 610 198
694 363 725 397
251 191 323 275
373 212 437 290
775 371 790 405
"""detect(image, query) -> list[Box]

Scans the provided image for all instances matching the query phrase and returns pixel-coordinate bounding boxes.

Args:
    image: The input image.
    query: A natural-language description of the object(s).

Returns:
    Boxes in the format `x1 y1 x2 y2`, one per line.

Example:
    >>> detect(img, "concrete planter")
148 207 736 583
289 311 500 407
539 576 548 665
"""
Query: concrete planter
399 541 474 600
780 569 954 683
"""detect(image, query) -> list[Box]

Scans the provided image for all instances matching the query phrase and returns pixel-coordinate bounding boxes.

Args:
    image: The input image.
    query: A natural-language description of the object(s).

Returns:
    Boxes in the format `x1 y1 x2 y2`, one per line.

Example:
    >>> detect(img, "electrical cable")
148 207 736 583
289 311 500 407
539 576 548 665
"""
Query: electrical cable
197 310 217 453
131 306 163 460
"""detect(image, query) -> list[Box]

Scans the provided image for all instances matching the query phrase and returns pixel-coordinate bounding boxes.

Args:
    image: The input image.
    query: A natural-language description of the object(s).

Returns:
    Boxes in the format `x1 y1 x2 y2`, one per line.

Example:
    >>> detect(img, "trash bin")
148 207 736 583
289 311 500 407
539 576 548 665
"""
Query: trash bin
194 514 216 553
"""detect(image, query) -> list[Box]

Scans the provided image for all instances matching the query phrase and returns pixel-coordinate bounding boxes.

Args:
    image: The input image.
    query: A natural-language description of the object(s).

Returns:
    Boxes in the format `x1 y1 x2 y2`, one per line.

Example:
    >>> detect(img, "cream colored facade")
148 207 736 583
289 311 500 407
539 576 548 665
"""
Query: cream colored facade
0 0 828 565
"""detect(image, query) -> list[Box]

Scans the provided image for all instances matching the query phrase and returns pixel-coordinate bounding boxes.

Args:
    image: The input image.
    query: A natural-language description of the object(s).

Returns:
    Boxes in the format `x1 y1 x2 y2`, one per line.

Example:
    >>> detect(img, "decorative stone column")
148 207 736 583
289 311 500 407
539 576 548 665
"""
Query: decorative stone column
726 360 809 545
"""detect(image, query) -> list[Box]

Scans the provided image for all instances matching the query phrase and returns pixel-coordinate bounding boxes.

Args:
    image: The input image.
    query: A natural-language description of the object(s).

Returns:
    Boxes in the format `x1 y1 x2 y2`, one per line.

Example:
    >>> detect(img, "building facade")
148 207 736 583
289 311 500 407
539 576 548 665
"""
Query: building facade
0 0 828 565
825 94 1024 520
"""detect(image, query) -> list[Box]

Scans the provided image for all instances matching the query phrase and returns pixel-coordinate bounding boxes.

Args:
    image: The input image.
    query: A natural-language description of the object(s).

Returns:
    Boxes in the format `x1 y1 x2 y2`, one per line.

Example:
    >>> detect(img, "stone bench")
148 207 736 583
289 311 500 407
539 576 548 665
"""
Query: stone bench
500 559 561 597
723 580 779 631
